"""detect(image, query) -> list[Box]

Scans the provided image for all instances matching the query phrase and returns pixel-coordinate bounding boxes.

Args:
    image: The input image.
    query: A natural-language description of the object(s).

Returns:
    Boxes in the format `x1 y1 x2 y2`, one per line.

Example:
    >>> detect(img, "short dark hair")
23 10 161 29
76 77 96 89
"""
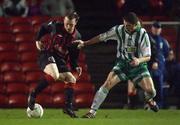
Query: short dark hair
123 12 139 25
66 11 80 22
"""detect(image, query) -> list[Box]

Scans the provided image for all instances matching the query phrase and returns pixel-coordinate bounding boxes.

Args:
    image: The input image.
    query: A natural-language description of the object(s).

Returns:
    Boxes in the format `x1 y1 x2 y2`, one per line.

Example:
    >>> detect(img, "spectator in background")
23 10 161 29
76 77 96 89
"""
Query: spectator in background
40 0 74 17
3 0 28 17
165 49 180 108
28 0 41 16
149 21 170 108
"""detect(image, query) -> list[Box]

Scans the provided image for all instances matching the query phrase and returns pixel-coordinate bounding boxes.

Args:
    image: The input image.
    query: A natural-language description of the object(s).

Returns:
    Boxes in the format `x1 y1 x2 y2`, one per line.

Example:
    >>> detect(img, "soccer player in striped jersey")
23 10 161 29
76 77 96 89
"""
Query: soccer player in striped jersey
76 12 159 118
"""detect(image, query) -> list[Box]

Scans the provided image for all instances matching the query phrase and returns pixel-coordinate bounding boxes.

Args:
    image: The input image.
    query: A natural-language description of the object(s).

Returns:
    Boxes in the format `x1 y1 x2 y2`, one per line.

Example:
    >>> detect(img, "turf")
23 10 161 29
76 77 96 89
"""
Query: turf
0 109 179 125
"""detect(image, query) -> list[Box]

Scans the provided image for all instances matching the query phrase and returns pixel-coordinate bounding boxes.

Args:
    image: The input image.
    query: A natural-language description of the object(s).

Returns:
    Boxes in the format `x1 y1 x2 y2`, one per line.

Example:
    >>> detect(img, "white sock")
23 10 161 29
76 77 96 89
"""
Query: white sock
90 86 109 113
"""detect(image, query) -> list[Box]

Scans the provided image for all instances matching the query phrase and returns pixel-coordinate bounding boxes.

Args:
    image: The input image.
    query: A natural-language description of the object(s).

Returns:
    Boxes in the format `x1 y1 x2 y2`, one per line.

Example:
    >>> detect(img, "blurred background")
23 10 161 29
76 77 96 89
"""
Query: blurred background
0 0 180 110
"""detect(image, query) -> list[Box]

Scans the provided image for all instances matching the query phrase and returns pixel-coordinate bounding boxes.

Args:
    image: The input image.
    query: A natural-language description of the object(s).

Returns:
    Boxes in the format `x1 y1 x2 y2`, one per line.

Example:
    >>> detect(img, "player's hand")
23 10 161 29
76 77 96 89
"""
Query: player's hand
76 67 82 77
130 57 140 67
152 62 158 70
73 40 85 49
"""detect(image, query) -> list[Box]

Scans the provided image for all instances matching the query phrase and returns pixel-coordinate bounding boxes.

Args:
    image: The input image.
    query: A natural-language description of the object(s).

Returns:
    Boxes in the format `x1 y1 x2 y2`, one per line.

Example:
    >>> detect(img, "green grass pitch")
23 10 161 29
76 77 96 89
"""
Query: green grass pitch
0 109 180 125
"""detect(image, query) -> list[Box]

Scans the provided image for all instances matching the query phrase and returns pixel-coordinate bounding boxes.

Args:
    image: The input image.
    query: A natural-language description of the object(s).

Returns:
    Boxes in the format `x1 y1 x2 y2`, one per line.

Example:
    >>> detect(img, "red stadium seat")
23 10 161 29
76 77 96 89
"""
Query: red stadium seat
10 17 30 26
33 23 41 33
51 82 64 94
75 94 94 108
41 16 52 23
0 84 6 94
0 33 14 42
12 25 34 34
15 33 35 43
74 83 95 94
3 71 25 83
0 17 9 25
20 52 37 62
0 52 19 62
6 83 28 94
18 43 37 52
29 83 51 94
0 43 17 52
1 62 21 72
0 25 12 33
53 93 65 107
8 94 27 108
0 94 8 108
36 94 53 107
22 62 40 72
25 71 43 83
30 16 43 25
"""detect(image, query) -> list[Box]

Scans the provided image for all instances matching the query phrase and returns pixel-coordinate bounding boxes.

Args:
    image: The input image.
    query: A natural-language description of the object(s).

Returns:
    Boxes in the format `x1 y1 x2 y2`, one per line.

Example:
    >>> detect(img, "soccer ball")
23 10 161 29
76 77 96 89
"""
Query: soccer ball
26 103 44 118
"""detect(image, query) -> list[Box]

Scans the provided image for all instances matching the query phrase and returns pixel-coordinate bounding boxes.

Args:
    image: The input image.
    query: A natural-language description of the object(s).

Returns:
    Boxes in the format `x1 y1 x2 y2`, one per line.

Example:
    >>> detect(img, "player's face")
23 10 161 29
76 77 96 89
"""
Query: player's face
124 20 136 33
64 17 77 34
151 26 162 36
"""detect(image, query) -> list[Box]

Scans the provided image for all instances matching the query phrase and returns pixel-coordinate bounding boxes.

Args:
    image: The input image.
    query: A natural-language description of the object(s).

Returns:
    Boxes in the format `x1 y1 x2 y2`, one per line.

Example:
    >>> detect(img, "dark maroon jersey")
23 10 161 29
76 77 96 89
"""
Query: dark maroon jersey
36 21 81 70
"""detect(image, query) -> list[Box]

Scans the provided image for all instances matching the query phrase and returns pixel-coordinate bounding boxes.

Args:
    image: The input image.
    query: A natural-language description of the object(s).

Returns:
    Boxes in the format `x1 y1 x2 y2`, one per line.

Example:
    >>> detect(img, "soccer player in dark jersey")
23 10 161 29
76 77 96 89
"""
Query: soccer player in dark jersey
28 11 82 118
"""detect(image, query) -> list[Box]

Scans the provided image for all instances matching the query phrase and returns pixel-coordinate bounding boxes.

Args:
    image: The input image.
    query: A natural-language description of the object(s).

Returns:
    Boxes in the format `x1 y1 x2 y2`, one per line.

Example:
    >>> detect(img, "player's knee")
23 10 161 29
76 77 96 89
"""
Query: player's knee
50 73 59 81
66 76 76 84
104 80 112 90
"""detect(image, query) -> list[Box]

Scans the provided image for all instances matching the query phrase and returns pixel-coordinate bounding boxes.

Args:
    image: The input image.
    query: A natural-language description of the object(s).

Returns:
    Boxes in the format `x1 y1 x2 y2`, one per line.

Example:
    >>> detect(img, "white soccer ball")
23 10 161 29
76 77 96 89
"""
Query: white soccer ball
26 103 44 118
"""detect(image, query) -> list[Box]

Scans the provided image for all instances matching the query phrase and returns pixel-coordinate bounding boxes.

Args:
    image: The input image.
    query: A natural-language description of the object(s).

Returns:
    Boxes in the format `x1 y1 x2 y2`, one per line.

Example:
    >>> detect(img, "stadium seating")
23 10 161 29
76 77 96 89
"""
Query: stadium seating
1 62 21 72
18 43 37 52
0 52 19 62
0 94 8 108
12 25 34 34
53 94 65 107
0 43 17 52
6 83 28 95
8 94 27 108
22 62 39 72
3 71 25 83
0 33 14 42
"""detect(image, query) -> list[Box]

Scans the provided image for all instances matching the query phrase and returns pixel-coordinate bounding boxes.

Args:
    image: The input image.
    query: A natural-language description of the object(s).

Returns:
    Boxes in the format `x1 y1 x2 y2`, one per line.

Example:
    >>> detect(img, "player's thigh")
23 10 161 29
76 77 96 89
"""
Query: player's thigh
139 76 155 93
60 72 76 84
128 80 136 94
43 63 60 80
102 71 121 90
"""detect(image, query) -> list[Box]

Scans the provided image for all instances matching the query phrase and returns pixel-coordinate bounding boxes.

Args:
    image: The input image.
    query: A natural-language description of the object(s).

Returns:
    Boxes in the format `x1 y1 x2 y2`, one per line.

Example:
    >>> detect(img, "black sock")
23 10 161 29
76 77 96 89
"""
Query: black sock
31 77 49 98
64 88 74 109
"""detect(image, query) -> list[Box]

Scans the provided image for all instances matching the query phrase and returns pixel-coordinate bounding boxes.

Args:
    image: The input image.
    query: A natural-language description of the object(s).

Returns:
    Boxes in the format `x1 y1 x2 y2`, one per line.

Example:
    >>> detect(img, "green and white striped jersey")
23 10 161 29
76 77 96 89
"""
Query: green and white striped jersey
99 25 151 60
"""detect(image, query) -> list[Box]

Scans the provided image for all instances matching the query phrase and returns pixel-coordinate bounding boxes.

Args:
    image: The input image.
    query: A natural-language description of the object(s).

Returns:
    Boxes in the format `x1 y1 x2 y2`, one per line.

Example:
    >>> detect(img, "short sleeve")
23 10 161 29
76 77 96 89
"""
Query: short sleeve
99 26 117 42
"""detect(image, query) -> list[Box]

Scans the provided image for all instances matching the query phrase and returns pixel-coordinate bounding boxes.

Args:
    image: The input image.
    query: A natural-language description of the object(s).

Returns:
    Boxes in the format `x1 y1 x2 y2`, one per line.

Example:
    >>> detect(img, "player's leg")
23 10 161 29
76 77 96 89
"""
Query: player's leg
82 71 121 118
28 53 59 110
130 64 158 112
59 72 78 118
139 76 159 112
128 80 138 109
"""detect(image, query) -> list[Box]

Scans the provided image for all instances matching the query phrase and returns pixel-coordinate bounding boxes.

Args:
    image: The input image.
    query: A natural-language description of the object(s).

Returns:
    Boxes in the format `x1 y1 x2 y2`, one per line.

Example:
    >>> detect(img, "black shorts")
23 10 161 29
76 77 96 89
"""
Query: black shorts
38 51 70 73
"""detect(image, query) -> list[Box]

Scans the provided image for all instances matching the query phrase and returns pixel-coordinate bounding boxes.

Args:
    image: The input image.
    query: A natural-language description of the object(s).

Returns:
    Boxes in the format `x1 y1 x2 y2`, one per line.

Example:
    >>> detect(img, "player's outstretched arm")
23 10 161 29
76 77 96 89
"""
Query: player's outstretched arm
75 35 101 49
